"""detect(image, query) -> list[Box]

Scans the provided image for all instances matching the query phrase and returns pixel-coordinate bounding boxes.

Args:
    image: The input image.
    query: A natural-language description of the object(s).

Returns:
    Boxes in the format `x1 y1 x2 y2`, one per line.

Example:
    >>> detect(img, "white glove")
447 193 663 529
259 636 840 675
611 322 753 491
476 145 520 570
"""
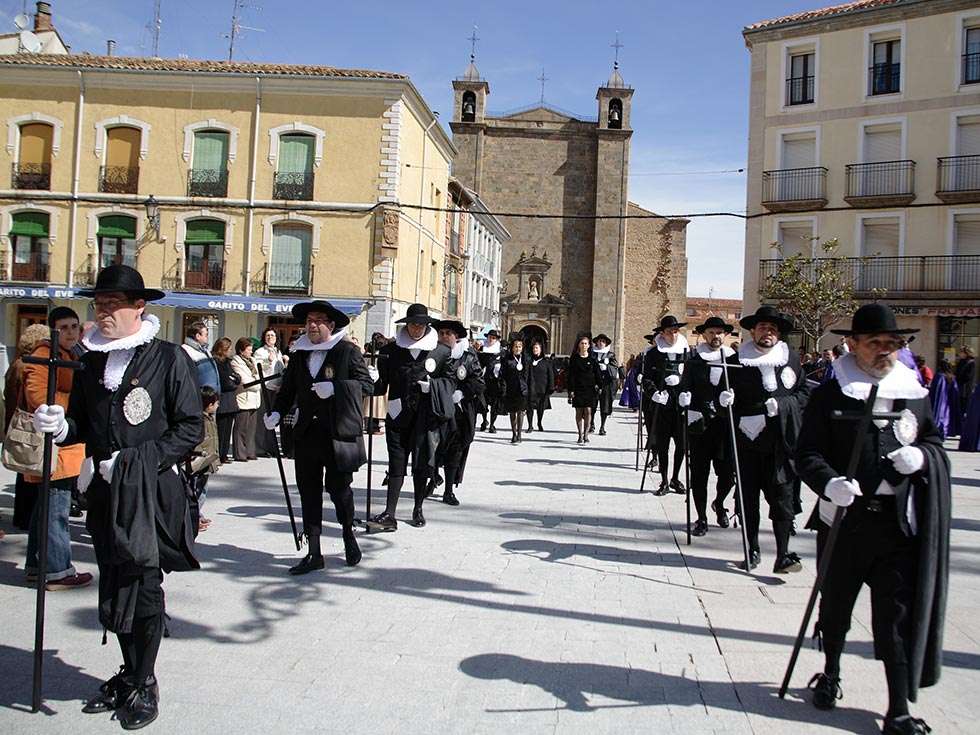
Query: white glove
418 379 431 394
677 391 691 408
824 477 861 507
263 411 281 430
765 397 779 417
368 366 380 382
652 390 668 405
665 374 680 387
452 389 463 404
99 451 120 483
887 446 925 475
312 381 335 400
77 456 95 493
33 403 67 441
718 390 735 408
493 364 501 378
637 373 643 383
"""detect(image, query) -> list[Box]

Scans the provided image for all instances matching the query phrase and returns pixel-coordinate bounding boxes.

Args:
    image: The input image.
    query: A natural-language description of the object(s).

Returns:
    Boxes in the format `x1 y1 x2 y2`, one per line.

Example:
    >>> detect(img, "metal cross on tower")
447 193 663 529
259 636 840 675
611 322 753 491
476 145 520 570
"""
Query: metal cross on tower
537 68 549 103
468 25 479 62
611 31 624 69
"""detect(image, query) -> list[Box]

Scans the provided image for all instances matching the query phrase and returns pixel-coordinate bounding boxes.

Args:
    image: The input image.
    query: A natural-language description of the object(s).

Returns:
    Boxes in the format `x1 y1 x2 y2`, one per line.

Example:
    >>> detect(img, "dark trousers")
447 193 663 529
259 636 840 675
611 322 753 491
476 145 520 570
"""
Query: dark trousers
385 424 432 479
655 407 684 482
690 422 734 521
234 408 257 460
216 412 236 461
817 501 917 665
293 428 355 537
114 567 164 682
737 445 796 553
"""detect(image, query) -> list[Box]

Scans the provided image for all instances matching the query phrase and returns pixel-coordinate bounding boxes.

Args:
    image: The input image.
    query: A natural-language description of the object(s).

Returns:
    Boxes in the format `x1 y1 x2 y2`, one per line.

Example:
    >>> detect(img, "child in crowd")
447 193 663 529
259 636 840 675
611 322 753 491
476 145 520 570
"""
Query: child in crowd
181 385 221 535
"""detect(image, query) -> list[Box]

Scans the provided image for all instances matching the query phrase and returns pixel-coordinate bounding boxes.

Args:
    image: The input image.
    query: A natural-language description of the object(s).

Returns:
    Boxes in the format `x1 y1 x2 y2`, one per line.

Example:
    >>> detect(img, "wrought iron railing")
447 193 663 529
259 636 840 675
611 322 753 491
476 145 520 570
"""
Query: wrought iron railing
785 75 814 105
845 160 915 199
964 52 980 85
272 171 314 200
11 162 51 190
187 168 229 198
260 260 314 295
8 255 49 282
762 166 827 203
183 262 225 291
99 165 139 194
869 62 900 95
937 155 980 193
760 255 980 294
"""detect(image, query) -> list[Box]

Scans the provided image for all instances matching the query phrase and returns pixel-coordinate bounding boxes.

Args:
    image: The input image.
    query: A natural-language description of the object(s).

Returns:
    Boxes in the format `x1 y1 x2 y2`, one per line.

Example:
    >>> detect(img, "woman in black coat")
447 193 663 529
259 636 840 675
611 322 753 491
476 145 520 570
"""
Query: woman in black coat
212 337 241 463
526 341 555 432
499 334 530 444
566 334 602 443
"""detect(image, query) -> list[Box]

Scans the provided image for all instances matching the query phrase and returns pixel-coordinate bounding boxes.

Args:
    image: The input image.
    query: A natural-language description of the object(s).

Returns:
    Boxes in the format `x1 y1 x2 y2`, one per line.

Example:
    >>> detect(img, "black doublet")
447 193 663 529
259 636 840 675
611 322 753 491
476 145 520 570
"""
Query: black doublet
592 349 620 417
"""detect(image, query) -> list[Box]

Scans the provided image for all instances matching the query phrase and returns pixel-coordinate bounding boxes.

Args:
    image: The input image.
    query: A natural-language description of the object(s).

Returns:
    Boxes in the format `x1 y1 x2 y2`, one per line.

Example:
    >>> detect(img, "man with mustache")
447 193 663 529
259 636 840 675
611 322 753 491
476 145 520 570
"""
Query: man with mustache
795 304 949 735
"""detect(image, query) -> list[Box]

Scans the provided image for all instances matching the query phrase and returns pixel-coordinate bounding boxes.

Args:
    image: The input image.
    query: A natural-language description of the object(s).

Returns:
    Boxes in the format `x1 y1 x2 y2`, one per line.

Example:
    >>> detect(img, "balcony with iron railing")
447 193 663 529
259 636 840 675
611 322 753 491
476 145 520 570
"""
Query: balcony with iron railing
937 155 980 203
99 165 139 194
963 51 980 85
11 162 51 190
253 261 315 296
761 167 827 212
182 261 225 292
844 160 915 207
785 75 814 105
272 171 314 200
1 254 49 283
187 168 229 198
869 62 900 95
759 255 980 298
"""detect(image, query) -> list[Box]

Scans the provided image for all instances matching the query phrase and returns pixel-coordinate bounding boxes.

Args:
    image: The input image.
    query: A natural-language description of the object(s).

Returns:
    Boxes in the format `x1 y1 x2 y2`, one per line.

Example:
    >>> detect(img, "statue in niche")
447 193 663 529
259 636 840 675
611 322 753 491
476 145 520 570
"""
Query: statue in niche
527 279 540 301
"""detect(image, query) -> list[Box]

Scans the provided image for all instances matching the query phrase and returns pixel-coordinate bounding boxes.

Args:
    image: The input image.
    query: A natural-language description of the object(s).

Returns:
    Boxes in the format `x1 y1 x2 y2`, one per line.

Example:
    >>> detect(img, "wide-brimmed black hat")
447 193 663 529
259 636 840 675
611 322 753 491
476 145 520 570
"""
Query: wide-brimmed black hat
396 303 437 325
434 319 468 339
486 329 501 339
77 264 165 301
657 315 687 330
507 331 525 344
830 303 919 336
643 333 656 342
739 305 793 335
291 300 351 328
694 316 734 334
593 333 611 345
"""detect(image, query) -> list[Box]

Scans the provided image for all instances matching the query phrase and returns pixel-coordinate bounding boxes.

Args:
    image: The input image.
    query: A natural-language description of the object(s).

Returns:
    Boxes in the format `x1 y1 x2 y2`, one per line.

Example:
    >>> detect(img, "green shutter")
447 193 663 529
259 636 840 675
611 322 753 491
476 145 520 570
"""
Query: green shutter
97 215 137 238
185 219 225 244
278 135 314 174
192 131 228 171
9 212 49 237
269 224 311 288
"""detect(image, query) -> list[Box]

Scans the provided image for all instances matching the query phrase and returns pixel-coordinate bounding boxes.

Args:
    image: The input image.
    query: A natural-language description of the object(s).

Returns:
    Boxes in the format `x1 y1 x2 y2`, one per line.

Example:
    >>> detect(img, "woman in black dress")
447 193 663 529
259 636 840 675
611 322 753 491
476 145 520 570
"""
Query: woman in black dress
212 337 241 462
567 334 602 443
499 333 530 444
526 341 555 432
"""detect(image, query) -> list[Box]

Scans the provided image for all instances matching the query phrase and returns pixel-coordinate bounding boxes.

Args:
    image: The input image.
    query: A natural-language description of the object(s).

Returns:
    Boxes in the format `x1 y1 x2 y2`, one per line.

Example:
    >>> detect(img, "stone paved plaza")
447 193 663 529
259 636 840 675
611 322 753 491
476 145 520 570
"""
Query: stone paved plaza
1 403 978 734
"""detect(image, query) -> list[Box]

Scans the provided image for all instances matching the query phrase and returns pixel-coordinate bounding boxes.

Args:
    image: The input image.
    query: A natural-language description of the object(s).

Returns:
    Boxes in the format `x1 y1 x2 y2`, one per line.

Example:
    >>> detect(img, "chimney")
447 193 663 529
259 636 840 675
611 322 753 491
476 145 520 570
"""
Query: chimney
34 2 52 32
107 39 116 56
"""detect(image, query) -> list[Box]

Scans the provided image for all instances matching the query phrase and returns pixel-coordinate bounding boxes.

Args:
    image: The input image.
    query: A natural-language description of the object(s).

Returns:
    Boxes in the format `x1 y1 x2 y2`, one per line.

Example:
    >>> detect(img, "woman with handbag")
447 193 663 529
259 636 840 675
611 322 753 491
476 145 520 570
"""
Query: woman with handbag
20 307 92 590
231 337 261 461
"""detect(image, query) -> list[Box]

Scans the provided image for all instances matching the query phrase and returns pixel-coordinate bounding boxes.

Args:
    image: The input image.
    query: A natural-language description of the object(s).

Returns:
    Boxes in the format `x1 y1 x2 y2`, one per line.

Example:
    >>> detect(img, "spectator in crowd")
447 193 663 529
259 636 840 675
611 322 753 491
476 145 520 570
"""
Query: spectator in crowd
180 321 220 391
181 385 221 534
955 346 976 416
231 337 261 461
253 328 285 457
22 307 92 590
929 359 961 440
619 354 640 411
212 337 240 463
820 344 847 384
915 355 934 386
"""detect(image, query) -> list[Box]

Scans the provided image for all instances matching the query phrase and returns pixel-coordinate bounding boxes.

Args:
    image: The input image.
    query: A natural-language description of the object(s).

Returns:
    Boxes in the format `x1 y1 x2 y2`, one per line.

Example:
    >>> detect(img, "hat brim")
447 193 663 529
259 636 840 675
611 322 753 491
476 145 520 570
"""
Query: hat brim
739 314 794 334
659 322 687 330
76 286 166 302
434 320 468 339
291 301 351 328
694 323 734 334
643 333 656 341
395 315 437 325
829 327 920 336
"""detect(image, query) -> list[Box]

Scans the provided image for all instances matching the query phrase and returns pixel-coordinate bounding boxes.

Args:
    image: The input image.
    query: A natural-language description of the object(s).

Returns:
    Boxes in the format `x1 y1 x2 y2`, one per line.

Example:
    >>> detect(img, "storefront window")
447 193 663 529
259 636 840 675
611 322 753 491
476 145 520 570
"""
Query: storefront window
938 316 980 366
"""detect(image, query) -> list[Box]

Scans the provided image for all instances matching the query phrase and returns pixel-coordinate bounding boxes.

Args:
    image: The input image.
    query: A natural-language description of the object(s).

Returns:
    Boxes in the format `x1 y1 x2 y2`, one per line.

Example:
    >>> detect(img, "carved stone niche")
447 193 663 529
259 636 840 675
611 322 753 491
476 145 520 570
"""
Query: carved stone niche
377 206 399 251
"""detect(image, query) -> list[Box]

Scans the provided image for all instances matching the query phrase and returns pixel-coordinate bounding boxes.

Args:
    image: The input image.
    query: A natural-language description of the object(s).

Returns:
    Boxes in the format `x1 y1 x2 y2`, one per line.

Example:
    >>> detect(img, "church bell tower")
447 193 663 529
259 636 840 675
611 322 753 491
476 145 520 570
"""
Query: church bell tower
450 31 489 192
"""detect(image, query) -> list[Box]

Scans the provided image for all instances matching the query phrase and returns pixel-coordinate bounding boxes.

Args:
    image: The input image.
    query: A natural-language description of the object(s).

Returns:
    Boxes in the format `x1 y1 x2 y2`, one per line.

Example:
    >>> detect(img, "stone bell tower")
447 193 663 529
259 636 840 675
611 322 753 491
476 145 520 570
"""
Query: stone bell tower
450 36 490 193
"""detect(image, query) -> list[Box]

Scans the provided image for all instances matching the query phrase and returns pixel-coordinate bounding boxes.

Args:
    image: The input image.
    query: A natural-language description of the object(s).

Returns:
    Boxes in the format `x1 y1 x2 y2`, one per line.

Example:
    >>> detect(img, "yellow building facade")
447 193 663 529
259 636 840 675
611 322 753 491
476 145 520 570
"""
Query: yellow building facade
0 53 454 357
743 0 980 362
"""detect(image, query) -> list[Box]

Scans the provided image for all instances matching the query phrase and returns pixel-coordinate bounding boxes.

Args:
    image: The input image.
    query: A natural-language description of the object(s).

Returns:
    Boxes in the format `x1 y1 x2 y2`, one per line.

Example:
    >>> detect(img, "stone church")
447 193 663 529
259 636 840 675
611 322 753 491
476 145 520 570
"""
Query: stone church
450 57 687 357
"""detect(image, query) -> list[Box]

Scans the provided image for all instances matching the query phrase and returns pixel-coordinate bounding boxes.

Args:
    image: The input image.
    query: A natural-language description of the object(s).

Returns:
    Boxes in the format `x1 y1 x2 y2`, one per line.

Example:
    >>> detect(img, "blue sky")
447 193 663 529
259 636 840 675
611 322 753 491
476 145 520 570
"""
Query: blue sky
4 0 831 299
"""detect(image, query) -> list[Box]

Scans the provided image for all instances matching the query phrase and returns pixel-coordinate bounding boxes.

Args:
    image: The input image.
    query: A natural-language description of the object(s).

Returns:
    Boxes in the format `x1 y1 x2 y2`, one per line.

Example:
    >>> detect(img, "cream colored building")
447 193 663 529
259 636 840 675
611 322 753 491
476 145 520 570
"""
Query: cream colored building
0 52 454 359
743 0 980 362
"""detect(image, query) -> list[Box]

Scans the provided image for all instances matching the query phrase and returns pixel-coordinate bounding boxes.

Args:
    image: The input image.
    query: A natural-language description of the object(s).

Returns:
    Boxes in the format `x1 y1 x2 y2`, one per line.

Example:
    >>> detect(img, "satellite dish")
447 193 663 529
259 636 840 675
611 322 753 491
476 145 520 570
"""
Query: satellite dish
19 30 43 53
13 13 30 30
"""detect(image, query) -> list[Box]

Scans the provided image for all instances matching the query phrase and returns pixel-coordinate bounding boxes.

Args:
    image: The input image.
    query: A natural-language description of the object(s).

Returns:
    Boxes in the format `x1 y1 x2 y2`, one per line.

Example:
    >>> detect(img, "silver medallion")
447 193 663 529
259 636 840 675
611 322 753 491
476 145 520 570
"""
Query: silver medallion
424 357 437 374
323 365 335 380
123 386 152 426
893 409 918 446
456 365 468 380
780 365 797 390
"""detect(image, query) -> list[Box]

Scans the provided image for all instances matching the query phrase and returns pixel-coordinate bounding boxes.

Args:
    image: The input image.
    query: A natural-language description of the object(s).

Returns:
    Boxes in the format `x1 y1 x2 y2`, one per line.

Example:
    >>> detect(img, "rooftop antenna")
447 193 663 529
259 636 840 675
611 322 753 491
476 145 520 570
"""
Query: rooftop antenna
13 11 30 30
467 24 479 63
226 0 265 61
537 68 548 104
149 0 162 57
611 30 624 69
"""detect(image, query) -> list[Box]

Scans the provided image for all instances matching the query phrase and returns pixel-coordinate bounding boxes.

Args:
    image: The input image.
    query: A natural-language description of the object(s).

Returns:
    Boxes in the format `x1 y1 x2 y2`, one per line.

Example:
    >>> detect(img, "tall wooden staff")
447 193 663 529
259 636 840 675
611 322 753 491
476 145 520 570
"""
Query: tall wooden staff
720 357 753 574
22 327 83 713
257 363 301 550
682 349 692 545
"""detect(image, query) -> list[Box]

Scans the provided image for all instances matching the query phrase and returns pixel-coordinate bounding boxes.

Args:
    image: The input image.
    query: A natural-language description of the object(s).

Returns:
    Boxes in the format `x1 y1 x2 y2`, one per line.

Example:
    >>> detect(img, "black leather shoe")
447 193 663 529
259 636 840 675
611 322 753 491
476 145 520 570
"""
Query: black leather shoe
808 672 842 711
443 490 460 506
692 519 708 537
368 511 398 532
82 666 133 713
773 551 803 574
479 421 488 432
537 423 544 431
670 479 686 494
711 500 730 528
289 551 325 575
739 550 761 570
488 425 497 433
118 676 159 730
653 481 670 497
599 428 606 436
882 715 932 734
526 425 533 433
411 508 426 527
343 530 362 567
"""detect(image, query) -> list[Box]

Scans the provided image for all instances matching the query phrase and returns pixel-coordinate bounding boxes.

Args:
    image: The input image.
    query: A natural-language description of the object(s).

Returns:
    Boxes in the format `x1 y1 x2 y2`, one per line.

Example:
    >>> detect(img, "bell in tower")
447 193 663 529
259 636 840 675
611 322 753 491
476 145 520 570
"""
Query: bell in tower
608 98 623 129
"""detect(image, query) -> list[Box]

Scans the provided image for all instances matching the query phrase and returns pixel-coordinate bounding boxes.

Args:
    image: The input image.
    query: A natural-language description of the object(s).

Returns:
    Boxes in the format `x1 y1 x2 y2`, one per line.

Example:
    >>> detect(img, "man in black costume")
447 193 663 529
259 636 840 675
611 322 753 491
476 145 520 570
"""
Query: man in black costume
677 316 737 536
34 265 201 729
265 300 373 574
477 329 503 432
796 304 950 735
728 305 809 573
642 315 689 496
369 304 456 530
432 319 485 506
590 333 620 436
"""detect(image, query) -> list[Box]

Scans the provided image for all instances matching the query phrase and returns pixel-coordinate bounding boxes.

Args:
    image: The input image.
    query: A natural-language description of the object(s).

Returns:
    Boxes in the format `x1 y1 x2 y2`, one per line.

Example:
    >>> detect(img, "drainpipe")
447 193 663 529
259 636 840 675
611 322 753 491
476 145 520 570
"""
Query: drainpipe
66 70 84 288
244 76 261 296
414 114 439 303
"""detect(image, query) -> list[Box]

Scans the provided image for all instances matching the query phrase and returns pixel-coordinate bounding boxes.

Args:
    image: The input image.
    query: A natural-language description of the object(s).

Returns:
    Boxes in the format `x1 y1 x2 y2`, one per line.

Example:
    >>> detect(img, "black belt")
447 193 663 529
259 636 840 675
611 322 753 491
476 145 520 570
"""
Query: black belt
854 495 896 513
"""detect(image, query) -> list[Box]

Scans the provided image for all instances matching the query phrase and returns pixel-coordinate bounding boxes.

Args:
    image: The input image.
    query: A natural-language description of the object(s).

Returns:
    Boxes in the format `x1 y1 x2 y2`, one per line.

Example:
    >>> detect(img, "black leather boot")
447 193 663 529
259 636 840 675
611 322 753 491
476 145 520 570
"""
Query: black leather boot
343 528 361 566
118 676 159 730
808 673 842 710
411 506 426 527
443 489 460 506
82 666 133 713
368 511 398 531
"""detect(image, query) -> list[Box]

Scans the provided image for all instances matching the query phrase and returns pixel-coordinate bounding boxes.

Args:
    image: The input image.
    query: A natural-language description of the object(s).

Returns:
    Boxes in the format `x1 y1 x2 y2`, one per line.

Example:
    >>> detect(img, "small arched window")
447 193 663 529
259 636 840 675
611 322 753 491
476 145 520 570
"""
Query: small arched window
461 91 477 122
15 123 54 190
608 98 623 129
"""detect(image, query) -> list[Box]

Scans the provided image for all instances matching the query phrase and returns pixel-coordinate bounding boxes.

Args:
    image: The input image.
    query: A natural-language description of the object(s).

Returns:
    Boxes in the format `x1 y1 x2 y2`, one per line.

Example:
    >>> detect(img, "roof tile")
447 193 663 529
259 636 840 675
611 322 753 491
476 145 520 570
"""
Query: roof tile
745 0 904 33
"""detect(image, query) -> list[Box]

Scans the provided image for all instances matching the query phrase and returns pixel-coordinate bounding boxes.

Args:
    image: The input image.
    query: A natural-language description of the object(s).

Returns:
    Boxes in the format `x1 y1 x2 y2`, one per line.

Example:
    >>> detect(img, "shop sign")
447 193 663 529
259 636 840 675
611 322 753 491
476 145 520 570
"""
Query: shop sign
891 305 980 317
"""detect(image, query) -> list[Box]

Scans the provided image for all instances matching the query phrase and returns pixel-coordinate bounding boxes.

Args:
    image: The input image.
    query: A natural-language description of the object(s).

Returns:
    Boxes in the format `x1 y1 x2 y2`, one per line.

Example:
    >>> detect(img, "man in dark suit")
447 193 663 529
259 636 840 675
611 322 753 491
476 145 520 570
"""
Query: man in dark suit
266 300 374 574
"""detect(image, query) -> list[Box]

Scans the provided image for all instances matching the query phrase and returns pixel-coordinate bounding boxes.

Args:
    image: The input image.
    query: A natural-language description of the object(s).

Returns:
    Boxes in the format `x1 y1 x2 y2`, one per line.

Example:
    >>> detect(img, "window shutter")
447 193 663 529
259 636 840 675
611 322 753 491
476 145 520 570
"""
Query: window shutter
105 127 141 168
278 135 314 174
863 127 901 162
781 135 816 169
957 119 980 156
954 214 980 256
10 211 49 237
97 215 137 238
18 123 53 165
778 224 813 258
862 220 900 257
192 131 229 171
185 219 225 244
270 224 311 288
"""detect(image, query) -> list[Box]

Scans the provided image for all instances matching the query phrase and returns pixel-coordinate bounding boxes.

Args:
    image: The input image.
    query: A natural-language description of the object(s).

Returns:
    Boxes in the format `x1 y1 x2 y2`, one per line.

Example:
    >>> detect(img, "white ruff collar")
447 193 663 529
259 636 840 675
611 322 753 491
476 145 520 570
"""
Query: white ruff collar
451 339 467 360
482 341 501 355
82 314 160 353
655 333 689 354
738 340 789 367
697 343 734 362
593 345 611 355
834 352 929 401
395 326 438 351
291 328 348 352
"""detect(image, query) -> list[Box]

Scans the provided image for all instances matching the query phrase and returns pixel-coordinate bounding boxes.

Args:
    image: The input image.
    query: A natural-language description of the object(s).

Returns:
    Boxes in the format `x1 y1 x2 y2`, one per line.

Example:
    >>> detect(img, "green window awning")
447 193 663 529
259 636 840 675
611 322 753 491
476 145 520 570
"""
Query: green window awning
185 219 225 244
98 215 137 239
10 211 49 237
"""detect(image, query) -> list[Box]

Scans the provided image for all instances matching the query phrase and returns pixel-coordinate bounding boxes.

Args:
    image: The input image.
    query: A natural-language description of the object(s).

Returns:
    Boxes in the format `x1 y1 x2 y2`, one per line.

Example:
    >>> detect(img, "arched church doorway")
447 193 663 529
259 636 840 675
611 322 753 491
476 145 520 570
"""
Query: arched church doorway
520 323 549 353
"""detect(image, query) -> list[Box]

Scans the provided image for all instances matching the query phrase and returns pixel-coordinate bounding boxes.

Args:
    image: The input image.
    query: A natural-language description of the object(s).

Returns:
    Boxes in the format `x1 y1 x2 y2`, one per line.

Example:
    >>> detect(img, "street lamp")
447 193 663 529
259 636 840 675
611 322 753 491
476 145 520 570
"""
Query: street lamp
144 195 161 239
